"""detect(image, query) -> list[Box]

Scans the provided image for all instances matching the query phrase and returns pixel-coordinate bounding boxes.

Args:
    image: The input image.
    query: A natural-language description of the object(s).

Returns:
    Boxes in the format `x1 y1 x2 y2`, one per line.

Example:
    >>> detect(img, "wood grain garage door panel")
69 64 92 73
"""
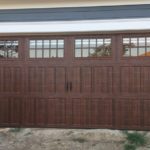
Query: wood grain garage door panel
0 67 22 93
10 97 21 125
0 98 9 125
143 100 150 128
70 66 113 95
22 98 35 126
1 34 150 129
55 68 66 93
0 97 21 126
93 67 113 94
35 98 47 126
120 67 141 93
90 98 113 127
115 99 141 129
71 98 112 128
27 67 66 94
141 67 150 93
28 67 45 93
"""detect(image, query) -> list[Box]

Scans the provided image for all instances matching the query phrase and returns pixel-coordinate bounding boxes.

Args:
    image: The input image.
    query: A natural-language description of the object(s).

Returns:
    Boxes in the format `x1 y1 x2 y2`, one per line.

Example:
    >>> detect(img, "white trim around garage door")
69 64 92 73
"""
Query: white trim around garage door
0 18 150 33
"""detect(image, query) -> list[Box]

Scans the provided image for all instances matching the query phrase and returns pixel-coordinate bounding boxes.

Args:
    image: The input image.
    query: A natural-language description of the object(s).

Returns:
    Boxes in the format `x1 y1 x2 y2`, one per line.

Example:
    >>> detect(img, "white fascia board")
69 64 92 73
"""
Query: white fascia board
0 18 150 33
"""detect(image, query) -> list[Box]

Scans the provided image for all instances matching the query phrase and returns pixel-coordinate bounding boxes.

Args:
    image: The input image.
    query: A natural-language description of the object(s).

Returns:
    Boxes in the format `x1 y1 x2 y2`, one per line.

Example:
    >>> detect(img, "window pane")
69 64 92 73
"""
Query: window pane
104 38 111 45
58 40 64 48
75 39 82 48
30 50 36 58
123 38 130 44
82 49 89 57
43 40 49 48
146 47 150 56
0 40 19 58
75 38 111 58
58 49 64 57
30 40 36 49
89 48 96 57
37 50 43 58
97 39 104 47
29 39 64 58
82 39 89 48
43 49 49 58
139 47 146 56
123 37 150 57
131 38 138 47
139 38 145 46
75 49 82 57
51 40 57 48
37 40 43 48
123 47 130 56
131 48 138 56
12 52 18 58
90 39 96 47
146 37 150 46
51 49 56 57
0 50 4 58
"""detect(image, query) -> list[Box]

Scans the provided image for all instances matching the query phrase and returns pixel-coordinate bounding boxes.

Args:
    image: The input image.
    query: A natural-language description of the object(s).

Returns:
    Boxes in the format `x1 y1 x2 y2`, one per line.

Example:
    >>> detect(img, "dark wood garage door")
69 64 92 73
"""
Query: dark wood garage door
0 34 150 130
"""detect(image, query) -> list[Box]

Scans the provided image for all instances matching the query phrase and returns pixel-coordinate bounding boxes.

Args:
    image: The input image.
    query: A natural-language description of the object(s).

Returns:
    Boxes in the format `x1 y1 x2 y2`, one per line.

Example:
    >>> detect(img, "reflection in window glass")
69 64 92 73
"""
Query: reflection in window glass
139 48 145 56
146 47 150 56
123 37 150 57
97 39 104 47
104 39 111 45
29 39 64 58
131 38 138 46
75 38 111 57
123 47 130 56
90 48 96 56
0 40 19 58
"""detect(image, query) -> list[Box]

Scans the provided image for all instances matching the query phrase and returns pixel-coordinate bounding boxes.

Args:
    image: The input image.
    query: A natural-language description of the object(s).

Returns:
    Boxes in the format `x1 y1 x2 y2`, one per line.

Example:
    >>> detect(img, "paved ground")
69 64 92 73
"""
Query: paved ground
0 128 149 150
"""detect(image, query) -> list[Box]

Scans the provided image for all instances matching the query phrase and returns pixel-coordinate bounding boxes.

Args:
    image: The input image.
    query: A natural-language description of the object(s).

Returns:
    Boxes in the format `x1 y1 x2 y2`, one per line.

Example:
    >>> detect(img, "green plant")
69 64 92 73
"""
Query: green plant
72 137 87 143
126 132 146 146
123 131 147 150
9 128 22 132
124 144 136 150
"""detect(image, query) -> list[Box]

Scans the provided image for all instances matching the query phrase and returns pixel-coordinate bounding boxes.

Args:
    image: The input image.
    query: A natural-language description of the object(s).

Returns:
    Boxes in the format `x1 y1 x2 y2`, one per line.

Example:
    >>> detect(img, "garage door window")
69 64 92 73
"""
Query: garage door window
0 40 19 58
123 37 150 56
29 39 64 58
75 38 111 57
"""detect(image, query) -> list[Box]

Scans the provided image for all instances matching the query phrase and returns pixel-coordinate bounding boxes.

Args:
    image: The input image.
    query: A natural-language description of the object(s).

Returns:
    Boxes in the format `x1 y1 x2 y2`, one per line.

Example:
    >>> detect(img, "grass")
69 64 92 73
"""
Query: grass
9 128 22 133
123 131 147 150
124 144 136 150
72 137 87 143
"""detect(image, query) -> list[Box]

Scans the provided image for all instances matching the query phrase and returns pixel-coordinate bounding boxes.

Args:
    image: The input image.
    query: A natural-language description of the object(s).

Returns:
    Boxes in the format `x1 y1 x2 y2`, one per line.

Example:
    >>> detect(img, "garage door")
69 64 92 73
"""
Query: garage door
0 34 150 130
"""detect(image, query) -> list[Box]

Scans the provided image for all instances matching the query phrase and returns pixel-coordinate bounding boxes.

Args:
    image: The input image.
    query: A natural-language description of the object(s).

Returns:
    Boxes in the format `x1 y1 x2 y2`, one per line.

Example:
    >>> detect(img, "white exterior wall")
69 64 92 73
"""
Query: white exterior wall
0 0 150 9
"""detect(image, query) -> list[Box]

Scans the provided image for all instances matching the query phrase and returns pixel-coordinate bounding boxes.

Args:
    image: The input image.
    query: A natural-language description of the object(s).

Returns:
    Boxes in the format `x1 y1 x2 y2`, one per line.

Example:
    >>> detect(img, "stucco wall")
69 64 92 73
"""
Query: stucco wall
1 0 150 9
